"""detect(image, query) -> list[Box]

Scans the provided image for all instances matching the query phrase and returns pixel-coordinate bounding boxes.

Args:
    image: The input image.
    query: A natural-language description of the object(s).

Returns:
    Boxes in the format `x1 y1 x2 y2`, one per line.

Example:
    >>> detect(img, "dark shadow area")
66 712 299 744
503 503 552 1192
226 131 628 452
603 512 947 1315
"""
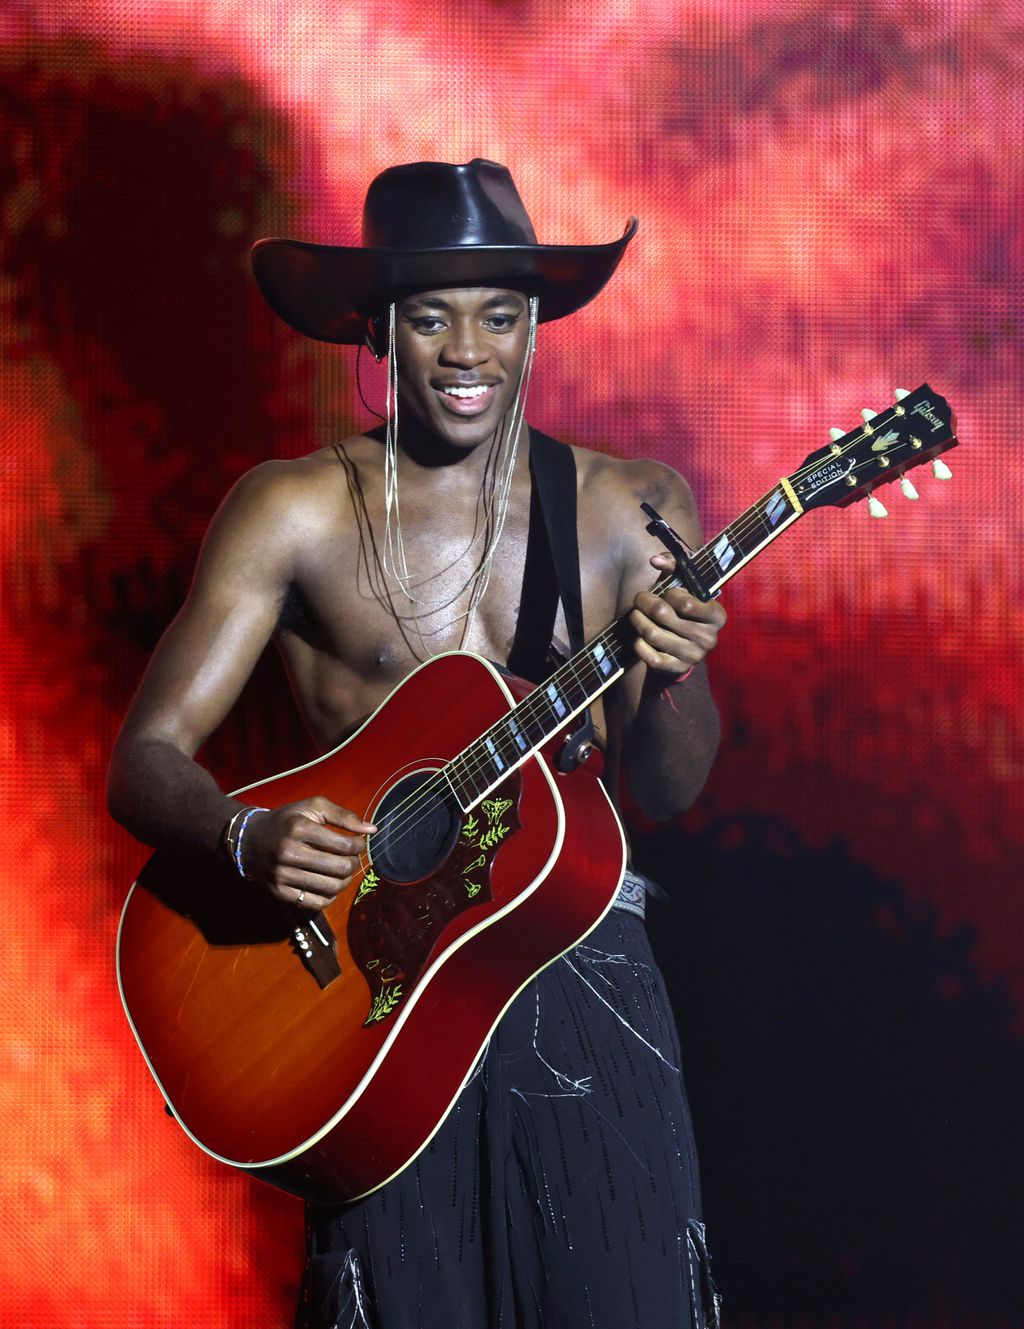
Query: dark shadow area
639 816 1024 1324
1 45 295 552
0 41 319 785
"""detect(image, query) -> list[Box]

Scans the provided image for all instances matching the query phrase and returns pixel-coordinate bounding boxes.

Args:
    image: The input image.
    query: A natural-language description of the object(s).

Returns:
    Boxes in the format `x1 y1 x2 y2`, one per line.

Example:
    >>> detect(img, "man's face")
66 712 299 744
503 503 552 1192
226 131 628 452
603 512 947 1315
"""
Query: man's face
392 287 531 449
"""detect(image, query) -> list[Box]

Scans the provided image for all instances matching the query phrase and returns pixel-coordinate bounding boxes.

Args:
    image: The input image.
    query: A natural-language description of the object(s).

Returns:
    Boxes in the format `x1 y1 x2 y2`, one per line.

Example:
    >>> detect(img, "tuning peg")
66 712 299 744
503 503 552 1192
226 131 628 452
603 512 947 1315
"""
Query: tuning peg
829 427 845 441
861 408 879 422
899 476 920 500
932 458 952 480
894 388 911 400
867 494 888 518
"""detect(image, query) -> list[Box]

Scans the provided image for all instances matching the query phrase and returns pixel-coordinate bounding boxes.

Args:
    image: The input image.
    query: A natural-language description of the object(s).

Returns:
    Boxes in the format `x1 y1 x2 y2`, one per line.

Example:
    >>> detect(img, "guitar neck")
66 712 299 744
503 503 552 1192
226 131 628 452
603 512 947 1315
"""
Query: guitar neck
444 477 805 810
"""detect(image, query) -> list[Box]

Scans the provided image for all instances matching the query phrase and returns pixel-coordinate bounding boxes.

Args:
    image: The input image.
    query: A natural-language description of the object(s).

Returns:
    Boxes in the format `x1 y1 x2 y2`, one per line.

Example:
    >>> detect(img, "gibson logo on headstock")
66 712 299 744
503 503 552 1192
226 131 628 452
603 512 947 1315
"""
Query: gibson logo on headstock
911 399 945 433
804 456 855 491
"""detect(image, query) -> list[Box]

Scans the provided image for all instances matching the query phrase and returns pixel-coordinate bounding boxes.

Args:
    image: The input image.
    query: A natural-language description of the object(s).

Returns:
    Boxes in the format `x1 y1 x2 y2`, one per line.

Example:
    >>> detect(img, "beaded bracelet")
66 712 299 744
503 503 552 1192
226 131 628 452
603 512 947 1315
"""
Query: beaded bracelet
231 806 269 880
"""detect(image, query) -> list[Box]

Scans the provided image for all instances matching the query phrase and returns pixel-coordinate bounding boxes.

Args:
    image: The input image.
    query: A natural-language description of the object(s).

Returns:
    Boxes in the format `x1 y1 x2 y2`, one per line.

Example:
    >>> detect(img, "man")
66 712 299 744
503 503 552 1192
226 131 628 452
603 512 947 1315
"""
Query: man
109 159 726 1328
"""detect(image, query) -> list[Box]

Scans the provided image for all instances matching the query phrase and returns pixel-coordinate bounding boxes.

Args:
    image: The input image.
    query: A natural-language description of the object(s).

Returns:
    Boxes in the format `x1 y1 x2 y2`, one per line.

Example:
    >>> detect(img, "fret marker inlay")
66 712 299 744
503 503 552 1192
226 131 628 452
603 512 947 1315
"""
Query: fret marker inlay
713 534 736 571
765 489 788 526
508 719 528 752
546 683 567 718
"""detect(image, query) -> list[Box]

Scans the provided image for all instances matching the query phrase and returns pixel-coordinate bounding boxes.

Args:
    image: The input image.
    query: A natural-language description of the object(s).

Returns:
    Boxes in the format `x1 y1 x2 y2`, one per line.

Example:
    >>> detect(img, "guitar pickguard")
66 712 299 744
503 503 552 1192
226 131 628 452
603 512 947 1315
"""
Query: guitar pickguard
347 772 523 1026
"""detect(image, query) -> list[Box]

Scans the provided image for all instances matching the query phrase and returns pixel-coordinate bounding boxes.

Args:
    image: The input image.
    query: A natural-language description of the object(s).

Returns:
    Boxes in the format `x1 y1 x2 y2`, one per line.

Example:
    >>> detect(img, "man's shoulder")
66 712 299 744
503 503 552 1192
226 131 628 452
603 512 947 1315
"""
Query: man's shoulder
562 442 701 570
220 436 370 533
567 441 696 517
230 445 344 500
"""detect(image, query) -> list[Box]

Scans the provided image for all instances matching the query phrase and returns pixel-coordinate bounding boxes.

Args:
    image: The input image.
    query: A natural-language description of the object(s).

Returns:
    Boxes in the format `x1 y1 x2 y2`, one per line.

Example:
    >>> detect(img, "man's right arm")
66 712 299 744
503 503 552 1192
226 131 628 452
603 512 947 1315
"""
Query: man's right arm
107 462 373 910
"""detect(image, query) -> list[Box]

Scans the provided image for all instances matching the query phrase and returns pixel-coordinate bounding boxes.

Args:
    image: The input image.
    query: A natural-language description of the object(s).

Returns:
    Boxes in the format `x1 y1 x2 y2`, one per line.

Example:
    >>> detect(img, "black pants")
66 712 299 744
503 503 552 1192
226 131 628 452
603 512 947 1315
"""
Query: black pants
297 909 719 1329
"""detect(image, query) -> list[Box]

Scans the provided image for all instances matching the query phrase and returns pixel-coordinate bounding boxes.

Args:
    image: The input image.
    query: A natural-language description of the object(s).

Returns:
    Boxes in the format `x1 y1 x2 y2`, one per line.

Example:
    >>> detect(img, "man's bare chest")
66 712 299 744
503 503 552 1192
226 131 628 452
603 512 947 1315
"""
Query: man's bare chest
273 496 623 746
280 499 530 665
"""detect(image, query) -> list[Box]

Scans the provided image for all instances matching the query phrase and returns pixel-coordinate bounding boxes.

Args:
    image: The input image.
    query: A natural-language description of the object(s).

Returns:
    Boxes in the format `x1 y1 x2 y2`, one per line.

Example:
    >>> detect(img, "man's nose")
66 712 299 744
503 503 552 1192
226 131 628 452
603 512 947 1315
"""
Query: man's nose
439 321 489 366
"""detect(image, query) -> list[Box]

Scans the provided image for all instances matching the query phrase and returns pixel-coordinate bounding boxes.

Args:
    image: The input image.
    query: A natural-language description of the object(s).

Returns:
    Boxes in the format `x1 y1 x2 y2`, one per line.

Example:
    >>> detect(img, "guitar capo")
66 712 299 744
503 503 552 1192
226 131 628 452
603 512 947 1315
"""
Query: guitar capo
641 502 718 602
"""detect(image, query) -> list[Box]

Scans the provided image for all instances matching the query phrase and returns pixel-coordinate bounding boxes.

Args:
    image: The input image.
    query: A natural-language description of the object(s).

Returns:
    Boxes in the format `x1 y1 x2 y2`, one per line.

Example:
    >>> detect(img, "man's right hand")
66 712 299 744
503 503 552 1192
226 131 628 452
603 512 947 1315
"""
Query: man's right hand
241 797 377 910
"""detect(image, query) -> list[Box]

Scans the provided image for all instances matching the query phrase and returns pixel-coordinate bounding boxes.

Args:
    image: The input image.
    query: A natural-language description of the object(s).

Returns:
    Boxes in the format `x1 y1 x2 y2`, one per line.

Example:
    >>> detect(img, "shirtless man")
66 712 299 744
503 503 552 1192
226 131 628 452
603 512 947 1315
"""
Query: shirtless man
109 159 726 1329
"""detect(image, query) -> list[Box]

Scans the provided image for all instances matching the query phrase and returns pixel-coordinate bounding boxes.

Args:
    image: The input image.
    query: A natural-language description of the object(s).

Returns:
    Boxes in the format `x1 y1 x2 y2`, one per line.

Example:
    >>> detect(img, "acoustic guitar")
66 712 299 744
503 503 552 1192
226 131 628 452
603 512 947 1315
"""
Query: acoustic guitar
117 385 957 1204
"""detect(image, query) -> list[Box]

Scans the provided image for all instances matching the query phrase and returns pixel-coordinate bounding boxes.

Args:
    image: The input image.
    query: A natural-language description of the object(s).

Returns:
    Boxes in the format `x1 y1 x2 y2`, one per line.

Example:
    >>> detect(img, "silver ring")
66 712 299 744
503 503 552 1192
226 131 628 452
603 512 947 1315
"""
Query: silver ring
296 890 305 907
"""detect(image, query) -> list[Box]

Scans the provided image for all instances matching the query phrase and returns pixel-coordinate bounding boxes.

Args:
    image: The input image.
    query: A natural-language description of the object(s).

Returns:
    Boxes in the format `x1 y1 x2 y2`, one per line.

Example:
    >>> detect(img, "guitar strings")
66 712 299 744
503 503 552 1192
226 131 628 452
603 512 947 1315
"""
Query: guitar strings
354 613 640 863
441 404 937 796
658 403 943 592
355 424 933 865
351 637 625 866
348 407 944 863
352 422 929 862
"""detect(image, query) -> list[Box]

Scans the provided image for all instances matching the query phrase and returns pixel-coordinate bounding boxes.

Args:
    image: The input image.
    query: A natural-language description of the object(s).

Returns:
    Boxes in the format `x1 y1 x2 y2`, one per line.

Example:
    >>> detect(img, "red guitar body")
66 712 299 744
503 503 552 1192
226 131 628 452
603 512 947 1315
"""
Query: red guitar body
117 652 626 1204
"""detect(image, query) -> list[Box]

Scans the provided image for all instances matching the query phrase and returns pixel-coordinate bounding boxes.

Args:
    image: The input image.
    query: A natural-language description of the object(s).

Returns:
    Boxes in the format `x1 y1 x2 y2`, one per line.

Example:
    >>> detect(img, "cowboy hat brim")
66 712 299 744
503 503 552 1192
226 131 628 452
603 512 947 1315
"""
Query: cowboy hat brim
251 219 638 345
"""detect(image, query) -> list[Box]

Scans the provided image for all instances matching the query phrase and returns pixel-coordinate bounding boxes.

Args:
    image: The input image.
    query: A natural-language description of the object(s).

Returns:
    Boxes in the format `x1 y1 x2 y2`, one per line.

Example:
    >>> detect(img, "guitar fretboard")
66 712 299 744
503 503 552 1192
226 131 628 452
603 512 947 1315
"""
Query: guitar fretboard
445 478 804 810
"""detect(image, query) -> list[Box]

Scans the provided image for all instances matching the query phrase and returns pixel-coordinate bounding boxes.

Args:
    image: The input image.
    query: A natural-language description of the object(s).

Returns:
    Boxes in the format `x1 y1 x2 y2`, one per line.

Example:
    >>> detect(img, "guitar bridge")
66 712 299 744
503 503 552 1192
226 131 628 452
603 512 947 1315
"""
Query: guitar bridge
291 911 342 989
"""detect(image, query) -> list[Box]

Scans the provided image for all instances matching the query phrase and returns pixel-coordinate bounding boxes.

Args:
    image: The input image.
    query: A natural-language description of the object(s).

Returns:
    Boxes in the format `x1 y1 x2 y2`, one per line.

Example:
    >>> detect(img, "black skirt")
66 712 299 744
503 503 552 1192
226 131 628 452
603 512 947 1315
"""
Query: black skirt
297 908 719 1329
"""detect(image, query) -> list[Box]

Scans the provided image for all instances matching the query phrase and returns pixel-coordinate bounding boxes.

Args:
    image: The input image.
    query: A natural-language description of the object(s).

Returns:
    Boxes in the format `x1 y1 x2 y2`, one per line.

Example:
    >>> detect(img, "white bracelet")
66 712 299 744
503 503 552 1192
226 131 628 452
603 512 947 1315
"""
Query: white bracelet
232 806 269 880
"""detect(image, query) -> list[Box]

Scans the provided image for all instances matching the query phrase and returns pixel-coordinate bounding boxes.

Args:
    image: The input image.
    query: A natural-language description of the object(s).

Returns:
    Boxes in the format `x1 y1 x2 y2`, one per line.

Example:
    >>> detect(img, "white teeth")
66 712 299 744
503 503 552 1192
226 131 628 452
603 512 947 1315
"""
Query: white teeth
442 384 490 398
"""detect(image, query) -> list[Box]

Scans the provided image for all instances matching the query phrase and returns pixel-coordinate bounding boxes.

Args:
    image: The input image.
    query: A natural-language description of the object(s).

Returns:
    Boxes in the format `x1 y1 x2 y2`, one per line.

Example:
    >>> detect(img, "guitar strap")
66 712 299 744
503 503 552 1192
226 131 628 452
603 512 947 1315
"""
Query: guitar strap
516 433 657 900
506 429 596 771
507 427 585 683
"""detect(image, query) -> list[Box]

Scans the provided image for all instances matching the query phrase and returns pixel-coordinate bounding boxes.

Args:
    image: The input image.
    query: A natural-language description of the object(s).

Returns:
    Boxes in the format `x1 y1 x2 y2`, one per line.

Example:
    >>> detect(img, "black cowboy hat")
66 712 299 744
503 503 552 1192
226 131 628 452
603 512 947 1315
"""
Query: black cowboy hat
251 158 638 345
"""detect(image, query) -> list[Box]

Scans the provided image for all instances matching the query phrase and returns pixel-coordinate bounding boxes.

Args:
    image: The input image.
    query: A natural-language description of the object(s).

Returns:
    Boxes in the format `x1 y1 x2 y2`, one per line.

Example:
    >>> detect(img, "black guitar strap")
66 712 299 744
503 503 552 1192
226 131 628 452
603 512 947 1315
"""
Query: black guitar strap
530 427 587 653
507 429 595 771
507 428 585 681
505 460 558 685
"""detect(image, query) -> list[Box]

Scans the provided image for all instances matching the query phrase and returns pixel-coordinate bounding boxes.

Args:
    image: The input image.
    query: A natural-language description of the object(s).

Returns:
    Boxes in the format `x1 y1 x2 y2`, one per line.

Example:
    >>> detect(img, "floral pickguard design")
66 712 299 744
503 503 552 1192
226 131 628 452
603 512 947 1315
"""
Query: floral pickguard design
347 773 522 1026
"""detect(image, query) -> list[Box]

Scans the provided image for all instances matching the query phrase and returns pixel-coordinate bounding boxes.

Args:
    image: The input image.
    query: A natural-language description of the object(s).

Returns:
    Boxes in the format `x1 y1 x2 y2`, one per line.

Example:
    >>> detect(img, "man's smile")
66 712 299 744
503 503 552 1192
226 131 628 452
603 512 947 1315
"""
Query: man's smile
433 382 499 415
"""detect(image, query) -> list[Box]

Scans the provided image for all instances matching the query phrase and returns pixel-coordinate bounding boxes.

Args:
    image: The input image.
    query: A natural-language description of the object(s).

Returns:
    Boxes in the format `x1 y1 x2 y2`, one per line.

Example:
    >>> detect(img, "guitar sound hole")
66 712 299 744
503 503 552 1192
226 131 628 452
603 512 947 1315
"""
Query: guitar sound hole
369 771 461 884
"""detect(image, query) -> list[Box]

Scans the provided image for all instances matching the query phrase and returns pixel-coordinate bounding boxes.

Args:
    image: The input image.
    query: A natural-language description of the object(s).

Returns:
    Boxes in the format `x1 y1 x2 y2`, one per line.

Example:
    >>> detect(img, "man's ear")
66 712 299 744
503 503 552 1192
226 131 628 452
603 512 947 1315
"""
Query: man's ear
365 316 386 363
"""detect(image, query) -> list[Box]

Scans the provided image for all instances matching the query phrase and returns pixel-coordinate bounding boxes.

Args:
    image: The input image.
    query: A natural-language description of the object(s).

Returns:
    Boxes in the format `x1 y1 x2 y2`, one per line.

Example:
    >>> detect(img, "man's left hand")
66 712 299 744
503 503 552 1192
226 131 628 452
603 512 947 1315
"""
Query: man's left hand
629 552 727 678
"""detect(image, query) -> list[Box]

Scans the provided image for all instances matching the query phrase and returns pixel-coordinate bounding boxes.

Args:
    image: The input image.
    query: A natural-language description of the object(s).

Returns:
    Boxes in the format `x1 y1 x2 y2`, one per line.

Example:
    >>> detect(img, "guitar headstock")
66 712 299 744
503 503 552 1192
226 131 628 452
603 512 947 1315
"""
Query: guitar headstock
790 385 958 516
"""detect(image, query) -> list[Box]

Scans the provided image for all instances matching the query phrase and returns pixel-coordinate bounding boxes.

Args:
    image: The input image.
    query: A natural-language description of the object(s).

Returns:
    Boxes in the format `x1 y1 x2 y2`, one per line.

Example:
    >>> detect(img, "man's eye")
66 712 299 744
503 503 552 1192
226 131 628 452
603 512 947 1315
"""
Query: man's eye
486 315 519 331
410 317 445 333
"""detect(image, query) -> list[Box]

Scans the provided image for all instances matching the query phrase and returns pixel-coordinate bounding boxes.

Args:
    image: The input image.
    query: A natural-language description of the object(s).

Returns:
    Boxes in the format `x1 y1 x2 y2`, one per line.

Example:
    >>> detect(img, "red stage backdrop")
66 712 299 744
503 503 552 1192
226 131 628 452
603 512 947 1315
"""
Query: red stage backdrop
1 2 1020 1325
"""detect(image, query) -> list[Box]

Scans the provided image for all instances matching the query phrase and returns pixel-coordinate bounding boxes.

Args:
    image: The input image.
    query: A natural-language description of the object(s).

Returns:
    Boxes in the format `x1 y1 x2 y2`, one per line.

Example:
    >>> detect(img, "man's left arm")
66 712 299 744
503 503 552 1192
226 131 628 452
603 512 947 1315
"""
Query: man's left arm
611 461 727 821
